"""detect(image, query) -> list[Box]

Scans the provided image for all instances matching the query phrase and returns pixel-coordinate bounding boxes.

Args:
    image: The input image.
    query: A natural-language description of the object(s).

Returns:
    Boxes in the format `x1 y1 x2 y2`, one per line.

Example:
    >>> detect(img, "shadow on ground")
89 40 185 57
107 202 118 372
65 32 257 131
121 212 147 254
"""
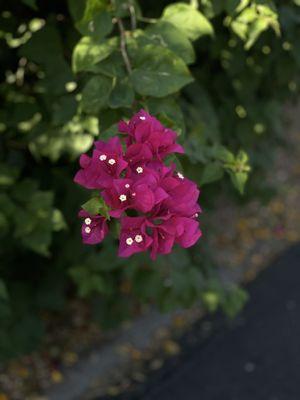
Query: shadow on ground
100 243 300 400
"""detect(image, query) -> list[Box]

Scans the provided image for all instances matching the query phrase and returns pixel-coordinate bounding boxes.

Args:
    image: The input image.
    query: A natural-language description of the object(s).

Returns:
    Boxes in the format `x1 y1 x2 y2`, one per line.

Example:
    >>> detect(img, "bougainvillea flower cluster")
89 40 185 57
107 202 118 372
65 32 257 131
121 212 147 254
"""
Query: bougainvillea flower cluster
74 110 202 260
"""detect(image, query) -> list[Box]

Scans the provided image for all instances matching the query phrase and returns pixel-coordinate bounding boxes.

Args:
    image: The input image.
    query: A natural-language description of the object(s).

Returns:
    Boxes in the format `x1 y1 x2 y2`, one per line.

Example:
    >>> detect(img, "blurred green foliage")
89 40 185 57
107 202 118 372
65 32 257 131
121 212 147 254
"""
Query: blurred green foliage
0 0 299 360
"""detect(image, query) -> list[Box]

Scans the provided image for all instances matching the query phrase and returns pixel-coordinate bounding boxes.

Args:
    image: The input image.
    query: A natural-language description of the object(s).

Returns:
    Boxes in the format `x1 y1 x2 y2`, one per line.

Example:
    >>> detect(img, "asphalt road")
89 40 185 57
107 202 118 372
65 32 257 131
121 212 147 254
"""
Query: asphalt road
109 244 300 400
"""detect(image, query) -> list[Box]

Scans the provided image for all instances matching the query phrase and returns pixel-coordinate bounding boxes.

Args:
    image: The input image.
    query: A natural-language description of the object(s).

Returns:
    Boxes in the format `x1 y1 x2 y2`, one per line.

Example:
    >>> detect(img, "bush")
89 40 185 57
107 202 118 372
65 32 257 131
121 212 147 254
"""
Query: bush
0 0 299 360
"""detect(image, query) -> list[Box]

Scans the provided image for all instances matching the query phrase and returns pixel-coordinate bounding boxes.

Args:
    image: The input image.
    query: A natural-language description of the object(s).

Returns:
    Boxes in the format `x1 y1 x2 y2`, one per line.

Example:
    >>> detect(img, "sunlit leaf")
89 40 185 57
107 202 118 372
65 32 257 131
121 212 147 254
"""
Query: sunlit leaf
146 21 195 64
162 2 214 41
72 36 117 73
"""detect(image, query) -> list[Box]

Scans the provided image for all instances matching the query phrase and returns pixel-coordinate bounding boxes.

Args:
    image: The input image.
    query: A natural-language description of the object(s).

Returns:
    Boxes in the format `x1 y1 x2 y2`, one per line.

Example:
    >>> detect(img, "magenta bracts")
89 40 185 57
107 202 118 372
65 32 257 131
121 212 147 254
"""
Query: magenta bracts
74 110 202 260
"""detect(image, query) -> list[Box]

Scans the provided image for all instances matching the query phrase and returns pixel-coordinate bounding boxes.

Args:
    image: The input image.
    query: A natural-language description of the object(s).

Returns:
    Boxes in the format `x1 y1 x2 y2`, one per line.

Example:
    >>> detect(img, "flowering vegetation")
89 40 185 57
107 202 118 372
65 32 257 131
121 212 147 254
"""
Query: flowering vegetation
0 0 299 359
74 110 201 258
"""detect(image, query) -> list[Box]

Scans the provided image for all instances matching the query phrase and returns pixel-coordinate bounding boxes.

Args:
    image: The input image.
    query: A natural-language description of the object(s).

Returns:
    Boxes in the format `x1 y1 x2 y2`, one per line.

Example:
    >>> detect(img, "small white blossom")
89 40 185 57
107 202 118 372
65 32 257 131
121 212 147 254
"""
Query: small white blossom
177 172 184 179
84 218 92 225
108 158 116 165
119 194 127 202
126 237 133 245
85 227 91 234
135 235 143 243
136 166 143 174
125 184 130 189
99 154 107 161
139 116 146 120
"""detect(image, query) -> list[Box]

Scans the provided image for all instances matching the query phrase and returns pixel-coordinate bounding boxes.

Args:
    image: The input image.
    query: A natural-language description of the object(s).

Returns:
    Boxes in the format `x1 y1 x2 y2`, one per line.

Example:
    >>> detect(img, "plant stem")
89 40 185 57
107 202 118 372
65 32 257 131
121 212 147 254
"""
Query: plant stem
116 17 132 75
110 0 132 75
137 16 157 24
128 3 137 30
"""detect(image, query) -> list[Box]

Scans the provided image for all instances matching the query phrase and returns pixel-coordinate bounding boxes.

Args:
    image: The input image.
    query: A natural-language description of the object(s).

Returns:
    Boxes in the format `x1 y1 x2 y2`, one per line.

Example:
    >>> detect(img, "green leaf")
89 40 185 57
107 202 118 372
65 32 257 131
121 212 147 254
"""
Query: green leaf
236 149 249 164
22 230 52 256
222 286 249 318
51 209 67 231
127 30 156 59
109 77 135 108
81 75 113 114
88 52 125 77
73 0 112 38
200 0 226 18
70 0 109 21
200 162 224 185
29 115 99 161
229 2 280 49
225 0 250 15
68 0 86 21
228 171 248 194
202 290 220 312
81 197 110 218
131 44 193 97
10 185 58 256
72 36 117 73
245 17 269 50
221 150 250 193
76 9 113 39
82 197 102 215
162 2 214 41
212 146 235 163
146 21 195 64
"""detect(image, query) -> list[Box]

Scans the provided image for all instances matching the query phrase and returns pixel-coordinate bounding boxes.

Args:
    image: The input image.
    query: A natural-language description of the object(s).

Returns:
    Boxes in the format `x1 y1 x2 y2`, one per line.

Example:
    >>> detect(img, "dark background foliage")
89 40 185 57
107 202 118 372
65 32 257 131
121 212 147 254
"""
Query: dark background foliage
0 0 299 360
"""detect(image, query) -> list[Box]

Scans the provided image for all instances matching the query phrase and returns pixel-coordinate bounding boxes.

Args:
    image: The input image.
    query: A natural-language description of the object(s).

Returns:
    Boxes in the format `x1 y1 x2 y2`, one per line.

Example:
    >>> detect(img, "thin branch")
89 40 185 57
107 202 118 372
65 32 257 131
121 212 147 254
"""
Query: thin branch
116 17 132 75
137 16 157 24
110 0 132 75
128 3 137 31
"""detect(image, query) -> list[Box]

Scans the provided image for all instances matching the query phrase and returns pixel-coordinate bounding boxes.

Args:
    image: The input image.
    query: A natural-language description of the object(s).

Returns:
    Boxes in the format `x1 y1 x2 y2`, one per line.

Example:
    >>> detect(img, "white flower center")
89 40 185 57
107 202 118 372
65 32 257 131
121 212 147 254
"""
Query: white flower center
139 116 146 120
126 237 133 245
136 166 143 174
85 227 91 234
194 213 199 218
177 172 184 179
84 218 92 225
125 184 130 189
108 158 116 165
99 154 107 161
135 234 143 243
119 194 127 202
